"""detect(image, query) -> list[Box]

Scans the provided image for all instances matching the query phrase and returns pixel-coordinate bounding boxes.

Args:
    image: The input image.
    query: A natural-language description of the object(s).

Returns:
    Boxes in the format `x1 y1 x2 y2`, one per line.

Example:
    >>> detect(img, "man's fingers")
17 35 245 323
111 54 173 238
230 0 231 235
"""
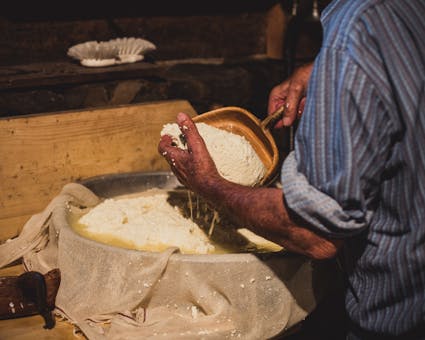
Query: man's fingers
283 82 305 126
267 82 289 115
158 134 174 155
159 111 208 165
176 112 194 128
158 134 185 166
176 112 208 155
298 97 306 118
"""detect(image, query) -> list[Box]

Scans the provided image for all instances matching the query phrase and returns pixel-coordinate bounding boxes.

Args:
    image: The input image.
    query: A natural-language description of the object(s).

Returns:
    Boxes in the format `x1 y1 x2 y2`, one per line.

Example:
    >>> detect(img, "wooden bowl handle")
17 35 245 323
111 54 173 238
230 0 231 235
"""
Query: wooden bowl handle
260 106 285 130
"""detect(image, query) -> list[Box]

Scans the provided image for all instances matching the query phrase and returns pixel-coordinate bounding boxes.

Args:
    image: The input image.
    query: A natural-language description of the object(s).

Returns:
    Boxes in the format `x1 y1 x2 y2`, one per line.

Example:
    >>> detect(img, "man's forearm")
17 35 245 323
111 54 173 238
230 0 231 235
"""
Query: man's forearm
201 178 342 260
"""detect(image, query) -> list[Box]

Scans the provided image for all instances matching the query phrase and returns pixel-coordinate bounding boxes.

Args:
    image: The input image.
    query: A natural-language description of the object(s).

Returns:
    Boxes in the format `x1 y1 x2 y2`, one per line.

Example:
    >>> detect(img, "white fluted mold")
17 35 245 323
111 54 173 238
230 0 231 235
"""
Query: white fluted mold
67 37 156 67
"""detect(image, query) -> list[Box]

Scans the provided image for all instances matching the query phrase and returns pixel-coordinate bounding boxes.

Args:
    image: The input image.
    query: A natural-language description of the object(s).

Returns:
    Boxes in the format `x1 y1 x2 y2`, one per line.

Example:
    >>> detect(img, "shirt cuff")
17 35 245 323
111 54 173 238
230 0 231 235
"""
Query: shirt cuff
281 152 370 238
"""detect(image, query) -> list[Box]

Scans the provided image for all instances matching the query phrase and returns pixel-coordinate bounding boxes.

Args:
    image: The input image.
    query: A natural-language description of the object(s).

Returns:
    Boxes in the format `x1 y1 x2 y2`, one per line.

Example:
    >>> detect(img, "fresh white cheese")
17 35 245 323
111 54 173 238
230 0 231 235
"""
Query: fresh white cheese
79 190 215 254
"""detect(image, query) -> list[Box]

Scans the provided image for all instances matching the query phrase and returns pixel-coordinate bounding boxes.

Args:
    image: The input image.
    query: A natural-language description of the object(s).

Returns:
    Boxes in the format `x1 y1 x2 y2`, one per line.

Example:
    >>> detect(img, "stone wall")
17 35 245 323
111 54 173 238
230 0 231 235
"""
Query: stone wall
0 58 285 118
0 1 289 117
0 1 328 118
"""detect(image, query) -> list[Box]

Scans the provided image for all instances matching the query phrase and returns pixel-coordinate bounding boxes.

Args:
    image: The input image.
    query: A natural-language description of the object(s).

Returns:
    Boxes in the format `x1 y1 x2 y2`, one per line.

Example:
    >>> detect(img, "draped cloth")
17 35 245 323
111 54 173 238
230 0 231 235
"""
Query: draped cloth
0 183 330 339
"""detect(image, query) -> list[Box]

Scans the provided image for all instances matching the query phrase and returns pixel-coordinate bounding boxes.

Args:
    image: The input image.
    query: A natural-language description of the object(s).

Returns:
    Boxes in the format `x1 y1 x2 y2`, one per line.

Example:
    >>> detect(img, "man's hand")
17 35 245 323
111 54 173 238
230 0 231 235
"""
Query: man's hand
268 62 314 128
158 112 222 194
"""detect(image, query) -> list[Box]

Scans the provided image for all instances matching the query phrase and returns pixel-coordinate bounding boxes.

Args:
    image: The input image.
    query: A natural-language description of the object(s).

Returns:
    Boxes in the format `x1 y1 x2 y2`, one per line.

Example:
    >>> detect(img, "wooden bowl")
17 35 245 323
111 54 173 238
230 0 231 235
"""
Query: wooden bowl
193 106 280 186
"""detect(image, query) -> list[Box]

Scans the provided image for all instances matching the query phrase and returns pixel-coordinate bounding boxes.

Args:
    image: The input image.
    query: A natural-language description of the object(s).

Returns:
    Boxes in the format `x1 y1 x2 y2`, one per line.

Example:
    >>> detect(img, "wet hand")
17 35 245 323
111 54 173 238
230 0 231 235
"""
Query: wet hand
158 112 221 193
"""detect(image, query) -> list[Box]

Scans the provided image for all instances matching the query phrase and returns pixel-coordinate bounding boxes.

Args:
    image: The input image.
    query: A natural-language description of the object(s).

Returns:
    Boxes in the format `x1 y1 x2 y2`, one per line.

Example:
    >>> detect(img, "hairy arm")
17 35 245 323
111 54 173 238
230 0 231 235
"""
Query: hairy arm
159 112 342 260
199 176 342 260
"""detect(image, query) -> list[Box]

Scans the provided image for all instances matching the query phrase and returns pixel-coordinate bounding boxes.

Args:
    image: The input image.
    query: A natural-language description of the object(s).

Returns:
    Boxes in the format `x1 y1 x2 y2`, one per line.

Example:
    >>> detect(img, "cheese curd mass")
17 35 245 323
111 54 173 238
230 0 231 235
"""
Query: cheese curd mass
77 190 215 254
73 189 283 255
160 122 266 186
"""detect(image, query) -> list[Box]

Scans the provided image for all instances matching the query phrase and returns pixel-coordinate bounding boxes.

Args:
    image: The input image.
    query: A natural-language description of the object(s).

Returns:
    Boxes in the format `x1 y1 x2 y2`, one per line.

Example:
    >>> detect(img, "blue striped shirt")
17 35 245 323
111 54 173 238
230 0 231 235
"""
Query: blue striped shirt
281 0 425 336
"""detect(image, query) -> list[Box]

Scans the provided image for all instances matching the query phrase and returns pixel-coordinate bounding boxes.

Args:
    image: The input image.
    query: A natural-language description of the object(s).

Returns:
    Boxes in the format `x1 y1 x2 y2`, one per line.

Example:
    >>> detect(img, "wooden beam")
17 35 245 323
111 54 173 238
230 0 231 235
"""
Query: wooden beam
266 3 288 60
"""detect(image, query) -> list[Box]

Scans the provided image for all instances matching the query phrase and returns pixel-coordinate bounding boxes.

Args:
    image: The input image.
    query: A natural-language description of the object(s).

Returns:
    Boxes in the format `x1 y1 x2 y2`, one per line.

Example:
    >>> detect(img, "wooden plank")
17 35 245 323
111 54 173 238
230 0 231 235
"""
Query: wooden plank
0 100 196 241
0 215 31 243
0 263 25 277
0 61 161 90
266 3 287 59
0 316 79 340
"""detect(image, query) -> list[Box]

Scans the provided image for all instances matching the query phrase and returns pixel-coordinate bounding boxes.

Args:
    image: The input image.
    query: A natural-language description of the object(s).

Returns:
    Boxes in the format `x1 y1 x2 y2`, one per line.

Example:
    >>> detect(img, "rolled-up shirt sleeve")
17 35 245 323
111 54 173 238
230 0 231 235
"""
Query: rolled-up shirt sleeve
282 152 372 237
281 47 395 238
